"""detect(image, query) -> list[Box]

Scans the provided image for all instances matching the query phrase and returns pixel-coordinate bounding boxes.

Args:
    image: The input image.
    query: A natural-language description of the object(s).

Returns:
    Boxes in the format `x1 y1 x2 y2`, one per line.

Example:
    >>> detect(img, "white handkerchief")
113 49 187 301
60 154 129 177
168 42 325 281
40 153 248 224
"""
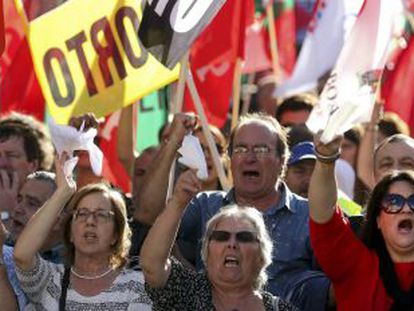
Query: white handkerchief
177 134 208 180
48 118 103 177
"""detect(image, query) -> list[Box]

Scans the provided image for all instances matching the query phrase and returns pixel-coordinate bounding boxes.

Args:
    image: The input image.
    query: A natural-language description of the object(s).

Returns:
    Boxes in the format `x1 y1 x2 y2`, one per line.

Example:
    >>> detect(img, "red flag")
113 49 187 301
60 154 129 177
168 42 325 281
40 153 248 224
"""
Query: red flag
242 17 272 74
237 0 255 59
190 0 244 66
264 0 297 76
0 0 4 55
99 112 131 193
183 0 254 128
382 34 414 136
0 2 44 121
184 60 236 128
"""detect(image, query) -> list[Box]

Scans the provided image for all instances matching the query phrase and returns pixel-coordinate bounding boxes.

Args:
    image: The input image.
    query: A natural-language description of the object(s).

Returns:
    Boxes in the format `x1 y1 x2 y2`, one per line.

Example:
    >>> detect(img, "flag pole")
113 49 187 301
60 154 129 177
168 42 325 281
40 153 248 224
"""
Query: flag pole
241 72 255 115
172 52 190 114
266 3 281 82
231 58 243 129
186 70 230 191
167 53 190 200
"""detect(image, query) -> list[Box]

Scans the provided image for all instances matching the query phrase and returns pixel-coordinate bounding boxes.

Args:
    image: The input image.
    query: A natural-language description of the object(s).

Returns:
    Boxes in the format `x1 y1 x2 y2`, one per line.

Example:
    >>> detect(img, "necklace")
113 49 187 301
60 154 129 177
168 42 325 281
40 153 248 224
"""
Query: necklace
70 266 113 280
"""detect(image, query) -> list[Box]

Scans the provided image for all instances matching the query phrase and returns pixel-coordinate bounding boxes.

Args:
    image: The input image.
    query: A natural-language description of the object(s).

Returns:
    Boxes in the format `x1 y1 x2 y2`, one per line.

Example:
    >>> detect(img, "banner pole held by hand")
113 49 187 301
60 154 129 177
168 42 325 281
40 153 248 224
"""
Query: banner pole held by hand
186 70 230 191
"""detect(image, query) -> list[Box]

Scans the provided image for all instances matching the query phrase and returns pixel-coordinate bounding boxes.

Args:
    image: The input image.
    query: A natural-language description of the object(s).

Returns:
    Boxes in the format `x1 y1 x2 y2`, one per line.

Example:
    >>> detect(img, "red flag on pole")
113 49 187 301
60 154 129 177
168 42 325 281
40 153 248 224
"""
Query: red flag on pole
99 112 131 193
263 0 297 76
382 34 414 136
0 1 44 120
0 0 4 55
242 17 272 74
183 0 255 128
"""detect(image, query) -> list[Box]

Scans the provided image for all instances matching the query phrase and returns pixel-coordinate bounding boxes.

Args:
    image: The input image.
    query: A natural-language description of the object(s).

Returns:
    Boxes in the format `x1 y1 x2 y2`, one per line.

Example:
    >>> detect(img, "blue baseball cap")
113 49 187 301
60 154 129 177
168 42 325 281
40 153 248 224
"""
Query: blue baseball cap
288 141 316 166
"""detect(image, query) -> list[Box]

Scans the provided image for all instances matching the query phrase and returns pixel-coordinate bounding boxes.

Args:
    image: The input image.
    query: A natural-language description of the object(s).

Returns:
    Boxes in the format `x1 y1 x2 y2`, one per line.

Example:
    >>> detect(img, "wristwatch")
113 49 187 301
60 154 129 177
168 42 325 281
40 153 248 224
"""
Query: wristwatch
0 211 9 221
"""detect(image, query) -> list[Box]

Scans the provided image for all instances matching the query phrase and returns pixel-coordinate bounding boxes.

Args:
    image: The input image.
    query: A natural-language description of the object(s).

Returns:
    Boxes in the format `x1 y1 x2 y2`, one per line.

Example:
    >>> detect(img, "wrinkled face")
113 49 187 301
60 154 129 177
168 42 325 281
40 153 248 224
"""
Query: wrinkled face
231 122 282 200
71 192 117 259
207 217 262 289
279 110 310 127
340 138 358 168
285 159 315 198
0 136 38 188
10 179 55 240
374 140 414 182
377 181 414 261
195 131 223 186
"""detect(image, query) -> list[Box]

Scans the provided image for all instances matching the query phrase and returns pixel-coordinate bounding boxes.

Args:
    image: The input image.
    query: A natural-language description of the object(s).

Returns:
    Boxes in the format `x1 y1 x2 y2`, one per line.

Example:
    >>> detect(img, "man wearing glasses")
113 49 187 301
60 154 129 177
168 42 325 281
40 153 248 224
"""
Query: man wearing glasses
138 113 332 311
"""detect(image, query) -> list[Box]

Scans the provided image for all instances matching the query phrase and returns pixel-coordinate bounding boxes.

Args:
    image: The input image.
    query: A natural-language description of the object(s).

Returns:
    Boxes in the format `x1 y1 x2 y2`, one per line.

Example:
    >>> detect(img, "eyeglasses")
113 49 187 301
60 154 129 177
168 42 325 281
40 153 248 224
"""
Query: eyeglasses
232 145 275 157
381 193 414 214
73 208 114 223
209 230 259 243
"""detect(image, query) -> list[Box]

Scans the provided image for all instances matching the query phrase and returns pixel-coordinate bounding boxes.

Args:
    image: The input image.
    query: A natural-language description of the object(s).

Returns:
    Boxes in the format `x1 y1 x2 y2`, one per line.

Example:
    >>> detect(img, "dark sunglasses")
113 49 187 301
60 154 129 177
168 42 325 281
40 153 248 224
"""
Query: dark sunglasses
381 193 414 214
209 230 258 243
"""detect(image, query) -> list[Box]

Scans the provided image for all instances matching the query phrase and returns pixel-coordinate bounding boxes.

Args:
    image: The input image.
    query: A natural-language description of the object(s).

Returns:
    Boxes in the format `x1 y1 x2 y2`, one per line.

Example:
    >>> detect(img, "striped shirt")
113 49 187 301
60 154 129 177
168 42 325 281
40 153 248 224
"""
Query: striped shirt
16 254 152 310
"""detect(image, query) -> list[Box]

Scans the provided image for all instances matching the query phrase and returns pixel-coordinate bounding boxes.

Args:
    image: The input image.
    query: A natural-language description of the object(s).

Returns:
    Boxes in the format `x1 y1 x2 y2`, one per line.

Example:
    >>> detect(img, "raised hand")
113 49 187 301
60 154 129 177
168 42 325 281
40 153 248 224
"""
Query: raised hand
69 113 101 131
166 113 198 147
55 152 77 195
314 131 343 158
0 170 18 223
171 169 201 209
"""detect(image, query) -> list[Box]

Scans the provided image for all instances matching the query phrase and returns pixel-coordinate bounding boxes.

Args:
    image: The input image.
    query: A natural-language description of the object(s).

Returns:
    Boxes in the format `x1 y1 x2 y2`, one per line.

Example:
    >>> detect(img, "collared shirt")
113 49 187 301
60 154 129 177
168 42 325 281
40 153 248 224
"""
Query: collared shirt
177 183 330 311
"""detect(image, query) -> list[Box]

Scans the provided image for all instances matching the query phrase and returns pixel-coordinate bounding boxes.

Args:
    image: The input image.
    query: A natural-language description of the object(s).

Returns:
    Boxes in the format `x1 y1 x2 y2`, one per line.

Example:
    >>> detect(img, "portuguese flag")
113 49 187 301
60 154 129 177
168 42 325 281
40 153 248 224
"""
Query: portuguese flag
272 0 296 76
257 0 297 76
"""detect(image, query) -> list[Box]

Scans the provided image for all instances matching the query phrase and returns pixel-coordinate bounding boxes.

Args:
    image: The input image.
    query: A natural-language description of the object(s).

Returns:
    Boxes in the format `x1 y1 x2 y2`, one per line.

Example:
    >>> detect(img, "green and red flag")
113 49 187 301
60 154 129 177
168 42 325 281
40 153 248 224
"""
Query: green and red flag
272 0 296 75
256 0 297 76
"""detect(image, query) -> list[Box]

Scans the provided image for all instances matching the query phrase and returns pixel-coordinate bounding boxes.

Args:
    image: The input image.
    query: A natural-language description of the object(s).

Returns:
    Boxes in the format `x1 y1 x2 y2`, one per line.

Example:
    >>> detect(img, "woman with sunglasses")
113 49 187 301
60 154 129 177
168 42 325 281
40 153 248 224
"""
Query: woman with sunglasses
13 153 152 310
140 170 295 310
308 134 414 310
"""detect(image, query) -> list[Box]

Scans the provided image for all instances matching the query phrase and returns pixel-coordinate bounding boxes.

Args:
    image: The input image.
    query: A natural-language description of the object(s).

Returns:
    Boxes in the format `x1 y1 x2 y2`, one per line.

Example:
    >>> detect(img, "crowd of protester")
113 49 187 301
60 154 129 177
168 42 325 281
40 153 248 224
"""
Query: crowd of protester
1 80 414 311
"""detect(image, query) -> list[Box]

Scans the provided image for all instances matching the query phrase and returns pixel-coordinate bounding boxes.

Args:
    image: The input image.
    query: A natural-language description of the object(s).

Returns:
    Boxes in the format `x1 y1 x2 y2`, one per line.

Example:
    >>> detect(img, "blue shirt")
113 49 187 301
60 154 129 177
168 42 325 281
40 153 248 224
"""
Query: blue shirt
177 183 330 311
3 245 28 310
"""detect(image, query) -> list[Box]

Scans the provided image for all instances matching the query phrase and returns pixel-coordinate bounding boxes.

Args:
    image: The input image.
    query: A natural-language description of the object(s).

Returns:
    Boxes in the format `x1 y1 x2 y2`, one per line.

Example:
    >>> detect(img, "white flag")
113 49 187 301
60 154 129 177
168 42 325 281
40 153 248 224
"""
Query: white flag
275 0 364 98
306 0 403 143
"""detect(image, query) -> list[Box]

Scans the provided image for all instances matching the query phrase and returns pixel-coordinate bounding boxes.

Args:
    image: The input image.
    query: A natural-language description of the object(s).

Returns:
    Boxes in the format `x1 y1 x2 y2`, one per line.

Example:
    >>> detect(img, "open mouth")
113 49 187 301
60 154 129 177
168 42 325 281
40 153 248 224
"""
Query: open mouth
224 256 239 267
398 219 413 233
84 232 98 241
242 170 260 178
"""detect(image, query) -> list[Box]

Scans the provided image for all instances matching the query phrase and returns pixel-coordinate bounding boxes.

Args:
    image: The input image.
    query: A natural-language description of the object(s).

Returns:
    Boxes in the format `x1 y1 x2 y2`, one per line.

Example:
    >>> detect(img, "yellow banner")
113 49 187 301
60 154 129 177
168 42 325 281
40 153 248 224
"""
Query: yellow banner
15 0 179 124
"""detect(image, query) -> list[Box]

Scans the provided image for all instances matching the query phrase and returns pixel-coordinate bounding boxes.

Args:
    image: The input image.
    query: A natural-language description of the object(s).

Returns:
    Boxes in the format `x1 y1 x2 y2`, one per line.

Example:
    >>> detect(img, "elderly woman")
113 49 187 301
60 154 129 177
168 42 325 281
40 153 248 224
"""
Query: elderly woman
140 170 295 310
309 134 414 310
13 154 152 310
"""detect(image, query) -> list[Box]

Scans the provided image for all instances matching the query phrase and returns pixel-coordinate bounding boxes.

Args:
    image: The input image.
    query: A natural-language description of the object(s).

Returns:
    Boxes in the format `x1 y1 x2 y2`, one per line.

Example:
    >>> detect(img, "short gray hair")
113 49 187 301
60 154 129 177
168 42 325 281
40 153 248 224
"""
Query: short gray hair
201 204 273 290
26 170 57 191
228 113 290 179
